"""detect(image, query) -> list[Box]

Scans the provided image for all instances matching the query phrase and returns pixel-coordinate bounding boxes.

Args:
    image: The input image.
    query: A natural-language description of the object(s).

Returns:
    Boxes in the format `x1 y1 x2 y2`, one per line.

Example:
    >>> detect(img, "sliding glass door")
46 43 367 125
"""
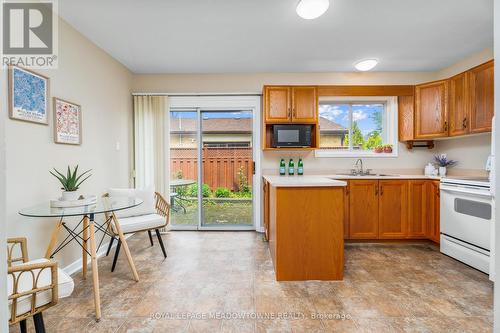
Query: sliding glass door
169 108 254 230
169 110 199 228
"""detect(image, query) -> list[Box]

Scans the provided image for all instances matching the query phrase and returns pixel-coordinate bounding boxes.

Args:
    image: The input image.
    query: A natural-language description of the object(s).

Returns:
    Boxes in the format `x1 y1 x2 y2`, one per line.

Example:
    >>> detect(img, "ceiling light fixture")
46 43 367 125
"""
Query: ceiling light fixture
354 59 378 71
296 0 330 20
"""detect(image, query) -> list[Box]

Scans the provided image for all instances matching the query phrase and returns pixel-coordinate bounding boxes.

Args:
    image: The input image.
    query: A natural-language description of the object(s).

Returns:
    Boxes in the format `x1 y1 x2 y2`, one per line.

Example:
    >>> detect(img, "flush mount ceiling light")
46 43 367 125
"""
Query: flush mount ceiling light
354 59 379 71
296 0 330 20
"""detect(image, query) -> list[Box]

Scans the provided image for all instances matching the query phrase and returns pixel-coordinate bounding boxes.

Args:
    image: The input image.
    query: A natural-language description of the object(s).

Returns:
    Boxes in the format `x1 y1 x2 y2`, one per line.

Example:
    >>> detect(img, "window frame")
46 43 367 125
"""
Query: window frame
315 96 398 158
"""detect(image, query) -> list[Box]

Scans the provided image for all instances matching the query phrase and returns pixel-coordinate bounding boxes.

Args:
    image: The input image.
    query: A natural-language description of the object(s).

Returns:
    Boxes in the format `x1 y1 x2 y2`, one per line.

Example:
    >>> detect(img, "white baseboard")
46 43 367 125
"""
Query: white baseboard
62 234 133 276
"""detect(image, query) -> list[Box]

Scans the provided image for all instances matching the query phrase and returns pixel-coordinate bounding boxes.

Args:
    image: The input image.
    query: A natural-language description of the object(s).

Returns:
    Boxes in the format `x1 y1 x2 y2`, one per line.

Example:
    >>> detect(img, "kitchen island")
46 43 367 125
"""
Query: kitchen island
263 176 347 281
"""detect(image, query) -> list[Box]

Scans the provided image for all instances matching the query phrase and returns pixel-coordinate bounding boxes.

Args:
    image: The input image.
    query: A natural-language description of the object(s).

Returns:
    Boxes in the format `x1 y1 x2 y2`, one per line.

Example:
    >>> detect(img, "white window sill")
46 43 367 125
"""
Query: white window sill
314 150 398 158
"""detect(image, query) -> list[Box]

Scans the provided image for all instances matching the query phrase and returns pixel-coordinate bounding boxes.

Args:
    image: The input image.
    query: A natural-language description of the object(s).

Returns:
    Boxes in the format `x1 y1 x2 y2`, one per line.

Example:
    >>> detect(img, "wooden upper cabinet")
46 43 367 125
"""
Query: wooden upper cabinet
291 86 317 123
264 86 291 123
469 60 494 133
398 95 415 141
263 85 318 124
415 80 449 139
407 180 428 238
378 180 408 239
349 180 379 239
449 72 469 136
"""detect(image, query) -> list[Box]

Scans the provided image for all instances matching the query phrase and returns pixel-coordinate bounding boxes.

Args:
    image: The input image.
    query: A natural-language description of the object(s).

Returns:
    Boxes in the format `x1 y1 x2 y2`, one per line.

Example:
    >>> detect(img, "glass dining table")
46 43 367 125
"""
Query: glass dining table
19 196 143 321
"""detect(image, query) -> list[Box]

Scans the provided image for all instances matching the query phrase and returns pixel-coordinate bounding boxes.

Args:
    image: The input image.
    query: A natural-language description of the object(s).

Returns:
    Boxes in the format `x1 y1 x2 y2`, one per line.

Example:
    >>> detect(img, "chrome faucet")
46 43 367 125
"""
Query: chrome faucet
350 158 372 176
354 159 363 175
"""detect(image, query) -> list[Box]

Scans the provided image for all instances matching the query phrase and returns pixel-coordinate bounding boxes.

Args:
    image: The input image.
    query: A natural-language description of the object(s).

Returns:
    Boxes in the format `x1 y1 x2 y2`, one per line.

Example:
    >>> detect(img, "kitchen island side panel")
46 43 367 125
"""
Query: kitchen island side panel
271 186 344 281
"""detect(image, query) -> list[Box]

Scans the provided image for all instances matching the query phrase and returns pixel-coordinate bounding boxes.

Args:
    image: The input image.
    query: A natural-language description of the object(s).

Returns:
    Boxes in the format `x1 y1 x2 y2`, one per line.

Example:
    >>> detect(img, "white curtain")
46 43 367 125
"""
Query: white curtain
133 95 168 195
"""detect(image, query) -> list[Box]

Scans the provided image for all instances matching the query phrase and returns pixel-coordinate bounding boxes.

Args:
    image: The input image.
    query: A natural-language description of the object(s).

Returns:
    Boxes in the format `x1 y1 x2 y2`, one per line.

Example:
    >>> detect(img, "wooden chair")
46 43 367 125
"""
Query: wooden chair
103 190 171 272
7 237 74 333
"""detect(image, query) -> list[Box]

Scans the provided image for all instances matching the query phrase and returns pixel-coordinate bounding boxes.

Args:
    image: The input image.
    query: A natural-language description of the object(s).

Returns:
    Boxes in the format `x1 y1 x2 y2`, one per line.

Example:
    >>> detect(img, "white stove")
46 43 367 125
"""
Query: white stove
440 176 493 274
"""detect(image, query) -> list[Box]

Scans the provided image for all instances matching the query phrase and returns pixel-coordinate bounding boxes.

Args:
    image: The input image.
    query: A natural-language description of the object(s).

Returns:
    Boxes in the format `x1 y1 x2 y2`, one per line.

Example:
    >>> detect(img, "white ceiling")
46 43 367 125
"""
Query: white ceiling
58 0 493 74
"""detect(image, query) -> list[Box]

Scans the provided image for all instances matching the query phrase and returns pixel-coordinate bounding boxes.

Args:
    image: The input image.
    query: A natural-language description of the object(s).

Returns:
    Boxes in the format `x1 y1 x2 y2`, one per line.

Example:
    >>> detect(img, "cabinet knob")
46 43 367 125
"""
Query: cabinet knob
444 121 448 132
462 117 467 129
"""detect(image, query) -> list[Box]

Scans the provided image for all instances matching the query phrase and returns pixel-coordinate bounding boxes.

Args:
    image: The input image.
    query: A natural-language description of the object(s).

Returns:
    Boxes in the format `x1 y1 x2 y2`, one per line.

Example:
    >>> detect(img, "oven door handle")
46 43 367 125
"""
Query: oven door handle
440 184 493 198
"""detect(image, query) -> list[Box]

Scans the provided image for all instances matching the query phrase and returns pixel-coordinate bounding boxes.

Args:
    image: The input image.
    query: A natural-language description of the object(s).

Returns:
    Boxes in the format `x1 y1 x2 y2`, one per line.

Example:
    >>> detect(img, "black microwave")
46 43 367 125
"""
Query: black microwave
272 124 312 148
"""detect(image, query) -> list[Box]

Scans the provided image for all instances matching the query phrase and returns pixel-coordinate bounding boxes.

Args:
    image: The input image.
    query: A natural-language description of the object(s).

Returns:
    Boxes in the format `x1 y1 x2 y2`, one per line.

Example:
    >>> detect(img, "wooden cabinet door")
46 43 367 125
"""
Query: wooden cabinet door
343 182 350 239
263 179 270 241
264 86 291 123
349 180 379 239
449 73 470 136
291 86 317 123
469 60 494 133
378 180 408 239
407 180 428 238
428 180 441 243
398 95 415 141
415 80 449 139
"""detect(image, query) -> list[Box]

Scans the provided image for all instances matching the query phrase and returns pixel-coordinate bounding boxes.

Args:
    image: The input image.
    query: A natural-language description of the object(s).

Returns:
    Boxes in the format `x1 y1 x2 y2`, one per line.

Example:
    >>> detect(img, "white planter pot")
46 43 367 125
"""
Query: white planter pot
61 191 79 201
439 166 447 177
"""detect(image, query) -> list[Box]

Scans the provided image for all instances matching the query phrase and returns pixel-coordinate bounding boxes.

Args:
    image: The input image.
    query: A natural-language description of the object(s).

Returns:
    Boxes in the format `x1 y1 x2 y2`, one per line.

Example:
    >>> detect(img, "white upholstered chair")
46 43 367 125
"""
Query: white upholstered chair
7 237 74 333
104 188 171 272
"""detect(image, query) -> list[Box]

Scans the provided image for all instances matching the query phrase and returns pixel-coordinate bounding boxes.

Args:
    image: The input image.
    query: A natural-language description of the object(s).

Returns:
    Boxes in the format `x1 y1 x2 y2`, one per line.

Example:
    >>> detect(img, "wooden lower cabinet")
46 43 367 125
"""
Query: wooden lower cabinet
349 180 379 239
263 179 270 241
428 180 441 243
408 180 428 238
345 179 440 242
378 180 408 239
343 184 350 239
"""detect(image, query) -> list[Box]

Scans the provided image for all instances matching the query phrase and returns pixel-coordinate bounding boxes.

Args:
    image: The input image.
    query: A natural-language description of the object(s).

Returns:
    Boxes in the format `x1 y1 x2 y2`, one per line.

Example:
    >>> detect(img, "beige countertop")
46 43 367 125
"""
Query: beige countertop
263 174 441 187
263 175 347 187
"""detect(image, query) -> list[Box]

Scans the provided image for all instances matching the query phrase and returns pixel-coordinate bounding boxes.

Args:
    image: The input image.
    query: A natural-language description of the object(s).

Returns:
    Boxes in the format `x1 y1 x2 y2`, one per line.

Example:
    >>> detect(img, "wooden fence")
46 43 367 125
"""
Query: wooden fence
170 147 253 191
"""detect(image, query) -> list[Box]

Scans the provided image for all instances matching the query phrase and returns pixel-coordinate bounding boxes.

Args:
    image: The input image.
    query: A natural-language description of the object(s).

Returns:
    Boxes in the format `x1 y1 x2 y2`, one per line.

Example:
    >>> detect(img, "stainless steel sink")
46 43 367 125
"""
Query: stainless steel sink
330 173 399 178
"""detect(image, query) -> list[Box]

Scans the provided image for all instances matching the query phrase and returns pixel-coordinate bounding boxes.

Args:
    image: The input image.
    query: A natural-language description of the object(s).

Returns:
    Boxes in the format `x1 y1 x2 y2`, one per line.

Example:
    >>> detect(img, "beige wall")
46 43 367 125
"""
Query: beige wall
133 49 493 174
3 18 133 269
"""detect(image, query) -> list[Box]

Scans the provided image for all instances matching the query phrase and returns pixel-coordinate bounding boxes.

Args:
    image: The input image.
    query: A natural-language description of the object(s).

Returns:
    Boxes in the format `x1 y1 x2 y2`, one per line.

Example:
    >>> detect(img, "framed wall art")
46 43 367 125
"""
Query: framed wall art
8 66 50 124
53 97 82 145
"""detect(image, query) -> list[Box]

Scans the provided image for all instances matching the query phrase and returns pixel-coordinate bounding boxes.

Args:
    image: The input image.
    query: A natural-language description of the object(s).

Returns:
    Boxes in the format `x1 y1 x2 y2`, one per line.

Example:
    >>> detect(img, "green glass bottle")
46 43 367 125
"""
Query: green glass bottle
288 159 294 176
297 158 304 175
279 159 286 176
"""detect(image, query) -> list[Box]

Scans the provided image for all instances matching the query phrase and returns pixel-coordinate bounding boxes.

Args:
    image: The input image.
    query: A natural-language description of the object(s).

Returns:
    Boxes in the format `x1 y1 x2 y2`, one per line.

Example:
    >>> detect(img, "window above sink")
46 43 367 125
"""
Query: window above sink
315 96 398 158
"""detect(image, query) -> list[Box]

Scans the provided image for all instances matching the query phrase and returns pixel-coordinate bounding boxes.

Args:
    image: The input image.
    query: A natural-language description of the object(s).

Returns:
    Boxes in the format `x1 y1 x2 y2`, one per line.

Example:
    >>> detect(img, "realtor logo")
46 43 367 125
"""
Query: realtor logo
1 0 58 68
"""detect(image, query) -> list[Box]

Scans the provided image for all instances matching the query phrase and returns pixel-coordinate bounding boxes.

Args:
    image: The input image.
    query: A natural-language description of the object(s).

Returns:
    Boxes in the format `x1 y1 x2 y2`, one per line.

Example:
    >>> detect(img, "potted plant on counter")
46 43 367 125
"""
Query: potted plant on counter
50 165 92 201
434 154 457 176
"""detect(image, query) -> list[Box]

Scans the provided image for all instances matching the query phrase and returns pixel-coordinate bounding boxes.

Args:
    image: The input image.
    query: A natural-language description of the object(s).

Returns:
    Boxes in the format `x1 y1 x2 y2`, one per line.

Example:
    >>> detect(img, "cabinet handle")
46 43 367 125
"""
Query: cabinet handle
462 117 467 129
345 187 349 196
444 121 448 132
380 185 383 196
288 107 292 119
375 186 379 196
293 108 296 119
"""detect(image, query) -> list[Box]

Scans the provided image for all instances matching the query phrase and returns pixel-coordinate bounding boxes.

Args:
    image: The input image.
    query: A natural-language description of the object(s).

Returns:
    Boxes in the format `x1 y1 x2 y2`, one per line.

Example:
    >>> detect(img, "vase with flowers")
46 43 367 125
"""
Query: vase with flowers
434 154 457 176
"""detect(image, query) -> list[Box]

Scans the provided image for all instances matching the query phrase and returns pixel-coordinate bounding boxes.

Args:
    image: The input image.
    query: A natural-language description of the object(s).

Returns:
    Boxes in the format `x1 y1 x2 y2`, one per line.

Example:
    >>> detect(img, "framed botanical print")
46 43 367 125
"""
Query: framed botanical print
8 66 50 124
53 98 82 145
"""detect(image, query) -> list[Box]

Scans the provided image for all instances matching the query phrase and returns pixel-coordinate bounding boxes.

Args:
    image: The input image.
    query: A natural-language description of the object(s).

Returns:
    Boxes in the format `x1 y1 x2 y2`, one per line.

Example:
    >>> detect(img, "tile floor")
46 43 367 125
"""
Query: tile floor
10 231 493 332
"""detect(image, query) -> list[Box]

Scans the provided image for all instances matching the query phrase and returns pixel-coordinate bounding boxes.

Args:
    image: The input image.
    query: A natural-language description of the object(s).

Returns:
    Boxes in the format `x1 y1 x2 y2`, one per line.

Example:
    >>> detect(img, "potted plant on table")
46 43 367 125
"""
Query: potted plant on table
50 165 92 201
434 154 457 176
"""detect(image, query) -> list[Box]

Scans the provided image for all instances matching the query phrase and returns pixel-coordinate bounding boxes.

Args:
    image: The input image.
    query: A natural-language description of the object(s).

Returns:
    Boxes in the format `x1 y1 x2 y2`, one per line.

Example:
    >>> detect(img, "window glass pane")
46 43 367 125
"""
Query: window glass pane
350 103 385 151
318 104 350 149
